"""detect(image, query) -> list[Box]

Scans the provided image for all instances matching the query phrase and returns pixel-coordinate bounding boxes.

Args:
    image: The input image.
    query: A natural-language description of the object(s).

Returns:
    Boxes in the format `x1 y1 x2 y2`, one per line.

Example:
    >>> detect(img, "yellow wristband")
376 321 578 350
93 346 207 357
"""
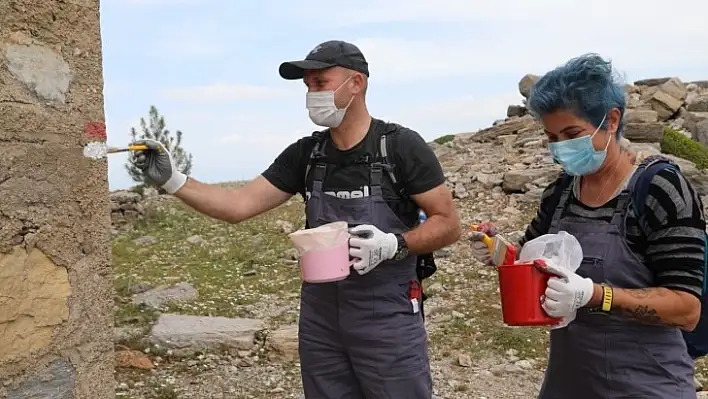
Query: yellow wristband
601 285 613 312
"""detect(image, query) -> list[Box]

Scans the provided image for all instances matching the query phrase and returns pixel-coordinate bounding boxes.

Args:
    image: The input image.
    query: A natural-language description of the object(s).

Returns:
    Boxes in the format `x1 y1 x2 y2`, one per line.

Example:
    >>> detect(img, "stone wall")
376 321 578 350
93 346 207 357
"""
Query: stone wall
0 1 113 398
110 187 160 231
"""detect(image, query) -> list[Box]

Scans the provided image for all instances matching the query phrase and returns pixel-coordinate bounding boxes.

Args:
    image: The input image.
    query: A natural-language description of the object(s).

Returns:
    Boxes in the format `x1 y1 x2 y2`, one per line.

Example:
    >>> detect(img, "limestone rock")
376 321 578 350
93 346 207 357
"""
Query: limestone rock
687 94 708 112
5 43 73 104
502 168 557 194
7 360 75 399
634 77 672 86
518 74 539 98
149 314 264 356
133 235 158 246
650 90 683 120
622 122 665 143
110 189 165 230
507 105 527 118
131 282 198 309
694 119 708 147
0 247 70 361
658 77 687 101
624 109 659 123
185 235 203 245
267 324 299 362
457 354 472 367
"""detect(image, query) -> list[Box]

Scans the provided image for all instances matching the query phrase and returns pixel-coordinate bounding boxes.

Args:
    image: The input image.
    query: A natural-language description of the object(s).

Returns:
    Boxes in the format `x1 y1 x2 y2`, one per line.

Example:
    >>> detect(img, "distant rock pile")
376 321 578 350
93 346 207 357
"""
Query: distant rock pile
515 74 708 145
109 187 161 230
430 75 708 220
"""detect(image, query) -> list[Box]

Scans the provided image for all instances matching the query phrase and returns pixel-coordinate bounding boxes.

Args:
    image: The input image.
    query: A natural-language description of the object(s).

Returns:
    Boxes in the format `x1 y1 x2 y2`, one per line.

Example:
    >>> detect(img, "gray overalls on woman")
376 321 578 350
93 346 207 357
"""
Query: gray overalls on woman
298 133 432 398
538 170 695 398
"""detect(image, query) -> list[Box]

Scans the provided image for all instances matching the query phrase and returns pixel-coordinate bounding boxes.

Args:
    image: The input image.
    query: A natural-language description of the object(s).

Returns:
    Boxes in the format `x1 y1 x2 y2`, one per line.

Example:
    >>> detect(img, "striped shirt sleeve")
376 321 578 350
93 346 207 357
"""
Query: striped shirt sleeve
640 168 706 297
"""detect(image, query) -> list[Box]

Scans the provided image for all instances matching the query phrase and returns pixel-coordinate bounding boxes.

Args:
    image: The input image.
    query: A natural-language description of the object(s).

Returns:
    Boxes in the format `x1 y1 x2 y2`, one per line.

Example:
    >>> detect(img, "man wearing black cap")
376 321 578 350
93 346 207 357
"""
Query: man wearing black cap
130 40 460 398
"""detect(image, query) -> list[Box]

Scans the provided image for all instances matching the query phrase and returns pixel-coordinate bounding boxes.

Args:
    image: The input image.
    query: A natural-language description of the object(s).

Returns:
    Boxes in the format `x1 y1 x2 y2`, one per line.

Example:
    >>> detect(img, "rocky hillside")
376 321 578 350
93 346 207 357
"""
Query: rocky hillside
111 75 708 399
431 75 708 207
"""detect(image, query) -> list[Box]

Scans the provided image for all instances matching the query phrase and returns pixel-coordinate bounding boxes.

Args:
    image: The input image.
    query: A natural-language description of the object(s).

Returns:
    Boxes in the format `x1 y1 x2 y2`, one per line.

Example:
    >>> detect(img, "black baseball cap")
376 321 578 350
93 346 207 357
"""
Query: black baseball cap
279 40 369 80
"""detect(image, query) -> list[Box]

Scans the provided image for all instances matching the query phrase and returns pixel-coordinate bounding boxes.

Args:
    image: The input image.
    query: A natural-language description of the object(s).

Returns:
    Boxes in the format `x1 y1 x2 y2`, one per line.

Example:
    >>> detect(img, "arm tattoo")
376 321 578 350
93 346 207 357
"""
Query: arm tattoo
614 288 683 328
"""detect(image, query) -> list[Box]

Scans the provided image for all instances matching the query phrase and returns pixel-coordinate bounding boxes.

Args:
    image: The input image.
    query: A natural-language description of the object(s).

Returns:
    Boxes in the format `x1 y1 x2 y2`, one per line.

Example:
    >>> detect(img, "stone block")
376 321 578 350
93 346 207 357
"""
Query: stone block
149 314 265 355
650 90 683 120
0 247 70 361
7 360 76 399
624 109 659 123
622 122 665 143
5 44 73 105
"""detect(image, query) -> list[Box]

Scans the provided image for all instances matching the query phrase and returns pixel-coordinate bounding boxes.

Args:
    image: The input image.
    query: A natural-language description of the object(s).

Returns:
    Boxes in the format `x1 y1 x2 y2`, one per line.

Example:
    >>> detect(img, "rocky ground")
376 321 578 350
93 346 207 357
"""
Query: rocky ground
111 76 708 399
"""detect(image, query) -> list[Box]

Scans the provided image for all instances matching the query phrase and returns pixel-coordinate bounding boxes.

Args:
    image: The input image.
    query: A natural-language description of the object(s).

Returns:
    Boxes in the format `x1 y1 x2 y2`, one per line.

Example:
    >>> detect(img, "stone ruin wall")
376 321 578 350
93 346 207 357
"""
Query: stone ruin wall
0 1 113 398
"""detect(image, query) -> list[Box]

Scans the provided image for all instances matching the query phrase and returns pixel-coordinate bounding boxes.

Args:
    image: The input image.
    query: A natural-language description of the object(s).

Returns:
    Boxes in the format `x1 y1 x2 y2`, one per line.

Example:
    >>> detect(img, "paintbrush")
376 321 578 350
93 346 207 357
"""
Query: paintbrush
470 224 517 266
106 144 149 154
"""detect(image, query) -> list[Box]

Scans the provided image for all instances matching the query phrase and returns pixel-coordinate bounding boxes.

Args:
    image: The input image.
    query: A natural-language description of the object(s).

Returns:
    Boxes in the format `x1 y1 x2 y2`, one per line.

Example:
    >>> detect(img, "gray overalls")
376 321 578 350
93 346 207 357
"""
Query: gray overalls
298 139 432 398
538 171 696 398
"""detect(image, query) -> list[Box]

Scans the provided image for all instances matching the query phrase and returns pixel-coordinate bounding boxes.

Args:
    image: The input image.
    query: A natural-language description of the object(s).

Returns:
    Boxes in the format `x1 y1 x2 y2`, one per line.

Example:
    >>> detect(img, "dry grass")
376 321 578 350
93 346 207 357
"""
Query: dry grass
113 199 305 325
111 196 551 398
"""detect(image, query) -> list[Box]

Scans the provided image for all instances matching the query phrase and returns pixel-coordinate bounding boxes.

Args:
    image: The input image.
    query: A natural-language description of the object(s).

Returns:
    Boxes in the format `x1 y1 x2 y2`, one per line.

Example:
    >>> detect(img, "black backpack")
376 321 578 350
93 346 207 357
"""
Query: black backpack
550 156 708 358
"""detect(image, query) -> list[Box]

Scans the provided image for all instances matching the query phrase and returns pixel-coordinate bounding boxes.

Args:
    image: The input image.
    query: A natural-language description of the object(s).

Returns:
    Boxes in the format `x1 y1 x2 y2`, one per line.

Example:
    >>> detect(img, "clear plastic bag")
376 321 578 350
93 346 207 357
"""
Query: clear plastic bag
517 231 584 329
518 231 583 273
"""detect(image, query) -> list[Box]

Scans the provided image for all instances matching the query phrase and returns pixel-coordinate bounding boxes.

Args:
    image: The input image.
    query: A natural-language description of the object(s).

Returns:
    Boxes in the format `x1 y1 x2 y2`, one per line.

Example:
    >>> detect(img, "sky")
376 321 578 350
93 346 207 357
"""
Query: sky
99 0 708 190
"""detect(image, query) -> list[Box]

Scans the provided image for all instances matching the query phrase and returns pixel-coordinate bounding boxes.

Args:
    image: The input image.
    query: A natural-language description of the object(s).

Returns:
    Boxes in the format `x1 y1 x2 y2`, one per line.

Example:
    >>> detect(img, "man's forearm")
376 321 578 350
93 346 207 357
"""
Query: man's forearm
402 214 461 254
586 285 700 331
174 177 242 223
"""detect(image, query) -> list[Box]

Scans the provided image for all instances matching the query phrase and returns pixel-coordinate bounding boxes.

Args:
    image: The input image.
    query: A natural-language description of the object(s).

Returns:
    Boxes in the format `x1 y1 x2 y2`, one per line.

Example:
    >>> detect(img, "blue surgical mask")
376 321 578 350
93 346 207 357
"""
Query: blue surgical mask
548 114 611 176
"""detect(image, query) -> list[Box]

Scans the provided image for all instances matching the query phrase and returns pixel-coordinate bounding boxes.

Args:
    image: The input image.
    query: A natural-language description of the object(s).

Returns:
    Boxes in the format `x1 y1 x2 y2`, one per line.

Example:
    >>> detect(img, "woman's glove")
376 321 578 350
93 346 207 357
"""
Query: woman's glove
468 222 498 266
536 260 595 318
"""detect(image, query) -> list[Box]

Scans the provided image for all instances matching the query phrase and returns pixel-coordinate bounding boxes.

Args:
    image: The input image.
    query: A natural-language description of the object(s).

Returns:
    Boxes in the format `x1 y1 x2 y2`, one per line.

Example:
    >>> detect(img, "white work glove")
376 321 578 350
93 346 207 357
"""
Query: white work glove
348 224 398 275
538 261 595 318
468 222 498 266
132 139 187 194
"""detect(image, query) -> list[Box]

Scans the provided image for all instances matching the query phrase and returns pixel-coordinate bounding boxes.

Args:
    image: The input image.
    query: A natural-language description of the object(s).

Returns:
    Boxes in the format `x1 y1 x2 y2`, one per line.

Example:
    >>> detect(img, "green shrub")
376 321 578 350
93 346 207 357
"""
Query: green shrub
661 127 708 170
434 134 455 145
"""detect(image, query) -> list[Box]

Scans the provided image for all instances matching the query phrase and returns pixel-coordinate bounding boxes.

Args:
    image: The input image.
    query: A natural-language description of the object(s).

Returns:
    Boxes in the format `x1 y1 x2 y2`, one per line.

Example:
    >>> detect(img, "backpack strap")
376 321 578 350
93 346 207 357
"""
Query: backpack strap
302 122 409 200
548 171 574 233
377 123 407 198
303 129 329 186
704 232 708 294
627 155 681 225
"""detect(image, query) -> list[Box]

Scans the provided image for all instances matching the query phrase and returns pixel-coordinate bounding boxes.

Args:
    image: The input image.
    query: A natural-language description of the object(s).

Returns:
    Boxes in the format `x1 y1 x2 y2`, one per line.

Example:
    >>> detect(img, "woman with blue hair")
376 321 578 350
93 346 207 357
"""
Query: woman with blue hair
470 53 706 398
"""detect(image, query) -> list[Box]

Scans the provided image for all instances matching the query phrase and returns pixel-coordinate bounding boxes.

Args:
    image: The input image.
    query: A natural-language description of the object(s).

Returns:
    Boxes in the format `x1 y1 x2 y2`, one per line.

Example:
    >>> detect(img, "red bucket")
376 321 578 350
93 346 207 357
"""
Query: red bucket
496 260 561 326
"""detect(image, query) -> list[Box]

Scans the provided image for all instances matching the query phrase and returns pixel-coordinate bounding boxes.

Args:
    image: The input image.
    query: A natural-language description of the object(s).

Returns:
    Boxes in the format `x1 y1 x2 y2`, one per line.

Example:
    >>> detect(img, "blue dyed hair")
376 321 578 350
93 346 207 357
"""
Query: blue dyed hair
526 53 626 138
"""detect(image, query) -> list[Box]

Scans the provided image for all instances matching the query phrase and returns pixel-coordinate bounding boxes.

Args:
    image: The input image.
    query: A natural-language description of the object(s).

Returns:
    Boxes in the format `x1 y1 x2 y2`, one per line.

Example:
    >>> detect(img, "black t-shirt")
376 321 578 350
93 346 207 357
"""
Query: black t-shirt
261 118 446 228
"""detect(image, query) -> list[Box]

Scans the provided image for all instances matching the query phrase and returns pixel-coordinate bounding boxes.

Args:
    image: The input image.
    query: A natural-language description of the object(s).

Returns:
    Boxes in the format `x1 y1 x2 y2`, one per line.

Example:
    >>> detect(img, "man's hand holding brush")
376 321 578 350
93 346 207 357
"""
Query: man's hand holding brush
131 139 187 194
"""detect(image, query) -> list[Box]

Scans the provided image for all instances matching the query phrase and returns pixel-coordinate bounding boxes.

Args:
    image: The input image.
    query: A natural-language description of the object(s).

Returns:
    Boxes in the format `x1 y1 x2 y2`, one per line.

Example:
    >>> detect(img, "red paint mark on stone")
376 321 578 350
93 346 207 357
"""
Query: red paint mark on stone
85 122 106 140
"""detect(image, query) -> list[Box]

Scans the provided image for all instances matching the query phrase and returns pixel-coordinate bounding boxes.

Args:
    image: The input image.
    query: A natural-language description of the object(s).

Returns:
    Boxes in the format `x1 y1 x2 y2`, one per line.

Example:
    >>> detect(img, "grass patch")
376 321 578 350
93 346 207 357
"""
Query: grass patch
426 266 549 362
661 127 708 170
114 303 159 327
433 134 455 145
112 198 306 323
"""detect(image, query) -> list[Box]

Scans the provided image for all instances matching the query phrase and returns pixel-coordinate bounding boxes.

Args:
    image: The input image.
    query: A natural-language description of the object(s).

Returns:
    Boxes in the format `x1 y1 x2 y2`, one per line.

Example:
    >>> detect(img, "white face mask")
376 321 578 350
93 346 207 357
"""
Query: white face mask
306 76 354 128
